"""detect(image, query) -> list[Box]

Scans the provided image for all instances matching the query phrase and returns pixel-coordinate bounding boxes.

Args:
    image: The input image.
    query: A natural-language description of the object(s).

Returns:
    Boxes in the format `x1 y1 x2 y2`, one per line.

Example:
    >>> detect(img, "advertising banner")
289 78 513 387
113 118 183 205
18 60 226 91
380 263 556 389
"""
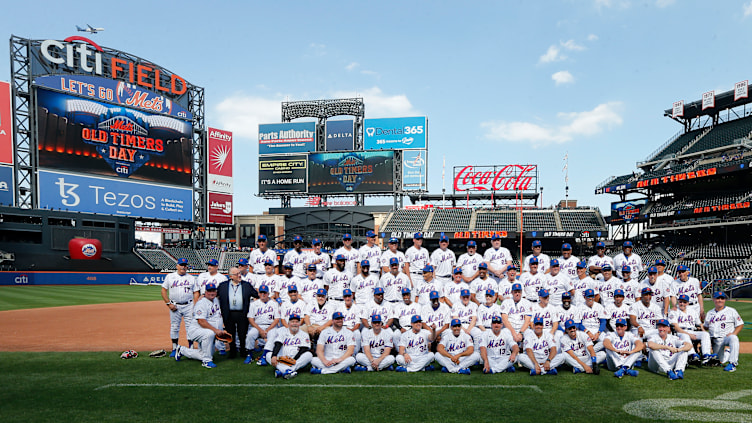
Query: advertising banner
207 127 233 194
453 164 537 193
363 117 427 150
38 170 193 221
258 122 316 155
325 119 355 151
402 149 427 191
0 81 13 165
0 165 14 205
308 151 394 194
259 154 308 194
610 198 648 224
207 191 233 225
36 88 193 187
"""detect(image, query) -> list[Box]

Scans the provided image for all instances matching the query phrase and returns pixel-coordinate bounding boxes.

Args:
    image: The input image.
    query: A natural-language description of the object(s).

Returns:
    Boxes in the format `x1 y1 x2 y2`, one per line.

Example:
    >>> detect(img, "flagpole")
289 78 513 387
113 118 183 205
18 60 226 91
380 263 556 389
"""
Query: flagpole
563 152 569 206
442 156 446 207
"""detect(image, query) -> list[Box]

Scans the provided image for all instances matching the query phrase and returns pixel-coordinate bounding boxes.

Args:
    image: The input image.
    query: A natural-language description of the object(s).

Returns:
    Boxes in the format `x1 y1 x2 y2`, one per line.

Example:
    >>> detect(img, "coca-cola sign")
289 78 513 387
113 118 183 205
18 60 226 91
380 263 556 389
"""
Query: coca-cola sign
453 164 537 193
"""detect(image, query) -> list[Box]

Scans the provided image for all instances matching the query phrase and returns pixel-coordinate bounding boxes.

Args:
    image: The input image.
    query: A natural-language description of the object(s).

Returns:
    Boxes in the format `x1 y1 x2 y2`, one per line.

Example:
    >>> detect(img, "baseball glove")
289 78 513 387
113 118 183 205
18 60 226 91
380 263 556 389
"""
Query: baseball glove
149 349 167 358
278 356 296 366
120 350 138 359
216 332 233 343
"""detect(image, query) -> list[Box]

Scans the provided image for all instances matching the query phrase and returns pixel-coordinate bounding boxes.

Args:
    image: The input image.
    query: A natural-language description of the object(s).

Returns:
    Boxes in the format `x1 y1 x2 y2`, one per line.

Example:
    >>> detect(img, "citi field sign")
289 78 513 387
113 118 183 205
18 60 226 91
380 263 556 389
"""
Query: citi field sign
453 164 537 193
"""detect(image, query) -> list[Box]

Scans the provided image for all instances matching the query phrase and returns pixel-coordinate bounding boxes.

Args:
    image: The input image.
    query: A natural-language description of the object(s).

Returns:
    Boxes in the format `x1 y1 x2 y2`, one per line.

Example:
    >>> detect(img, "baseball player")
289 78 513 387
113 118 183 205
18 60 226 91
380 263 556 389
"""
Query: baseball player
421 290 452 340
558 243 580 281
654 259 674 290
237 258 255 286
431 234 456 289
267 313 312 379
457 240 483 283
283 235 309 279
543 259 574 307
556 292 583 345
358 230 382 276
340 289 363 353
469 262 498 305
573 260 598 307
305 238 331 280
613 241 643 279
174 282 228 369
519 257 546 303
442 268 469 307
254 259 280 291
476 289 503 343
479 315 519 374
404 232 430 286
620 265 640 306
523 240 550 274
392 288 422 348
355 314 396 371
640 266 670 316
380 237 406 274
304 288 337 342
704 291 743 372
603 318 643 377
670 294 712 363
483 233 513 280
380 257 411 303
310 311 356 374
497 265 518 301
647 319 692 380
361 287 394 332
436 318 479 374
451 289 482 347
518 316 564 375
529 289 559 338
246 284 280 365
333 233 359 277
500 283 533 343
671 265 704 318
396 315 436 372
196 258 227 295
279 285 307 330
299 264 323 304
274 263 300 303
598 265 622 308
324 254 351 301
351 260 379 305
605 289 631 332
629 287 663 341
587 241 614 280
161 258 198 357
414 264 442 306
249 234 277 275
580 289 608 352
559 319 605 374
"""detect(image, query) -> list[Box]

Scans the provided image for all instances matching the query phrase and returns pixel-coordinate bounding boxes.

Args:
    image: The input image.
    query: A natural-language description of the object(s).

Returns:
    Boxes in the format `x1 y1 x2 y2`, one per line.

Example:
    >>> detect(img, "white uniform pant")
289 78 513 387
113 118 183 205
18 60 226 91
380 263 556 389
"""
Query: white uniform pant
169 302 193 339
247 325 277 351
518 353 566 372
355 352 396 370
631 328 658 341
712 335 740 365
606 350 641 370
435 276 452 291
677 331 711 356
266 351 313 373
480 355 517 373
648 350 687 374
591 332 607 352
348 329 362 354
469 327 485 351
311 356 356 374
564 351 606 371
180 327 215 364
435 352 480 373
396 352 435 372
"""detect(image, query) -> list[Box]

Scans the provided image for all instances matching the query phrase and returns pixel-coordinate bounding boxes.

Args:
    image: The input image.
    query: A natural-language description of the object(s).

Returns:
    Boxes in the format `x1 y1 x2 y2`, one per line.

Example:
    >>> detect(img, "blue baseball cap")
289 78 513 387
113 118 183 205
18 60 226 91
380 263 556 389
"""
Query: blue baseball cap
288 285 298 292
413 232 423 239
389 237 399 244
258 284 269 293
312 238 322 245
264 259 275 266
177 258 189 265
335 254 346 261
507 264 519 271
374 287 385 295
533 316 544 325
713 291 727 299
366 230 376 238
293 235 303 242
332 311 344 319
478 262 488 269
614 289 625 297
460 289 471 297
316 288 328 296
677 294 689 302
602 264 612 272
411 315 422 323
615 318 627 326
485 289 495 296
532 240 542 247
677 264 689 272
360 259 370 267
623 241 633 248
511 283 522 291
491 233 501 240
622 265 631 273
401 287 411 295
343 289 353 297
550 259 560 267
538 289 549 298
562 243 572 250
343 233 352 240
565 319 576 330
206 258 218 266
467 240 477 247
453 267 463 275
258 234 267 241
238 258 249 266
596 241 605 248
283 262 293 269
429 290 440 300
641 287 653 296
647 266 658 274
656 319 670 327
584 289 595 298
440 234 449 242
655 259 666 266
576 260 587 268
288 313 301 321
372 314 382 323
491 315 503 323
389 257 399 266
205 282 217 291
423 264 434 272
561 292 572 299
529 257 539 265
307 264 317 271
451 318 462 327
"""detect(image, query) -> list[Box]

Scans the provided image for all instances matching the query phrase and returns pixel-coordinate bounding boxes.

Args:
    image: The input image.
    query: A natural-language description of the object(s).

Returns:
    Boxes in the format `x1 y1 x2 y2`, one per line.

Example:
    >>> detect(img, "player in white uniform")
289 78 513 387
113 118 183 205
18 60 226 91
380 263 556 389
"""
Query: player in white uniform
196 259 227 295
559 319 606 374
323 255 351 301
483 234 513 281
556 292 583 344
339 289 363 353
414 265 441 306
246 285 281 365
310 311 356 374
558 243 580 282
254 260 281 292
334 233 359 277
436 319 479 374
380 237 406 275
543 259 574 307
161 258 198 357
304 288 338 343
457 240 483 283
404 232 430 286
671 264 704 317
279 285 307 330
267 313 313 379
275 263 301 303
647 319 692 380
704 291 744 372
605 289 631 333
451 289 482 349
249 234 277 275
421 290 452 341
443 268 469 307
380 257 411 303
573 260 598 307
654 259 674 296
299 265 323 304
476 289 503 343
396 315 436 372
355 314 396 371
523 240 551 274
519 257 546 303
391 288 422 348
237 258 255 286
587 241 614 280
670 294 711 363
529 289 559 340
305 238 331 280
361 287 394 332
500 283 533 343
640 266 670 316
620 265 640 306
174 282 229 369
598 265 622 308
518 316 565 375
479 315 519 374
283 236 309 279
431 234 456 289
469 263 498 305
603 318 643 377
613 241 643 279
580 289 608 352
351 260 379 305
629 287 663 341
358 230 382 276
497 265 518 301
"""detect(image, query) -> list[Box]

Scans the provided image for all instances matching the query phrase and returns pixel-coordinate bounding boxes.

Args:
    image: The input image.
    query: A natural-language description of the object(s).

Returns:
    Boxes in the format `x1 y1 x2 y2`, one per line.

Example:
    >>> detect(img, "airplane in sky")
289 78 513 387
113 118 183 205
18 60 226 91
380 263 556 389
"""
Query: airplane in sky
76 24 104 34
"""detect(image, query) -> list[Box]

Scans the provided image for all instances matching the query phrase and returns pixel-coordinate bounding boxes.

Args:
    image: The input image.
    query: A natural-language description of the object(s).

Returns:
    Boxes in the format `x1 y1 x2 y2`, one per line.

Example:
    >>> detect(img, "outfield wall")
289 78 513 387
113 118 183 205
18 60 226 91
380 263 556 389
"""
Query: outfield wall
0 272 166 286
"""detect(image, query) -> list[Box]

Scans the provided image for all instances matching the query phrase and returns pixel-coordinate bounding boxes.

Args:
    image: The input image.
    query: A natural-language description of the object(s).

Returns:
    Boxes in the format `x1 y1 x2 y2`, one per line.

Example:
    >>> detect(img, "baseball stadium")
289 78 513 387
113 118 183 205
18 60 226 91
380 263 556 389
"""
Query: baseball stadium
3 12 752 423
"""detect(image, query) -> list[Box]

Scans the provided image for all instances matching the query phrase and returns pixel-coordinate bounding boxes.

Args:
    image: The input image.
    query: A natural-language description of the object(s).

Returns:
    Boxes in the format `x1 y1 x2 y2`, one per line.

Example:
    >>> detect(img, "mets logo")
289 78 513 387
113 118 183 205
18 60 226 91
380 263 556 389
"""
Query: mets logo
81 243 97 257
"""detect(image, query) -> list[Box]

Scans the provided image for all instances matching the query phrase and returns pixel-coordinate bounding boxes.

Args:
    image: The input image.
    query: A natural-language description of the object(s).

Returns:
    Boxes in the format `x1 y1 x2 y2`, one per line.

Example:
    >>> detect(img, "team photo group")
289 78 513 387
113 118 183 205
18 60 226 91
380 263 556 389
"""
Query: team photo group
160 231 743 380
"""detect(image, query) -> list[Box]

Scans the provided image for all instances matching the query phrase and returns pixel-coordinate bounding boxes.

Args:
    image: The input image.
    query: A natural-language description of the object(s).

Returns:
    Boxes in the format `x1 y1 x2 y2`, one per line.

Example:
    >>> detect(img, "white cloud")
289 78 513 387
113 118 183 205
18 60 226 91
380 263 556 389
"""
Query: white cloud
482 101 623 145
552 70 575 85
744 1 752 17
594 0 630 8
656 0 675 7
332 86 416 117
345 62 359 71
214 95 282 139
587 34 599 41
539 45 566 63
360 70 379 76
560 39 585 51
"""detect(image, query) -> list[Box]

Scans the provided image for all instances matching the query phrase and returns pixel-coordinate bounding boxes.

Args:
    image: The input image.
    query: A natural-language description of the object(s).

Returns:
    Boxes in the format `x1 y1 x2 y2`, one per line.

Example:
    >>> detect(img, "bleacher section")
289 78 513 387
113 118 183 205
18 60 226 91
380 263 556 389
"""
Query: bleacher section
651 190 752 214
474 211 518 231
165 247 203 270
558 211 606 231
196 249 220 265
382 209 431 232
222 252 251 272
683 117 752 155
136 249 176 271
520 211 557 231
647 128 705 162
427 208 473 232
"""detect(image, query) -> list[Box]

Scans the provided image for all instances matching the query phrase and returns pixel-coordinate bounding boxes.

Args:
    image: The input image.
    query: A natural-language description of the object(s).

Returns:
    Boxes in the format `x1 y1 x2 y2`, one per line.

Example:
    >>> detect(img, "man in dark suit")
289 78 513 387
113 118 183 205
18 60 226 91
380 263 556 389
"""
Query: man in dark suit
218 266 258 359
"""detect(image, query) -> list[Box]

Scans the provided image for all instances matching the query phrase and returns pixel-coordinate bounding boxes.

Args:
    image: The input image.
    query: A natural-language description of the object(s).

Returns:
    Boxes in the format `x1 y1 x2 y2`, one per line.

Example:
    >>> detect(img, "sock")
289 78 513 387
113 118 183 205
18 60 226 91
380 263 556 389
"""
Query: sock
172 340 178 350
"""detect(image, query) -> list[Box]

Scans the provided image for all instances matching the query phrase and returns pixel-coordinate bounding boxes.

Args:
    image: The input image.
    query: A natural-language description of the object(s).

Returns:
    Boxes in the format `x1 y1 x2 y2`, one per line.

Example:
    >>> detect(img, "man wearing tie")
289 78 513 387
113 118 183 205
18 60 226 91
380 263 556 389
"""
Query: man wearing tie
218 266 257 359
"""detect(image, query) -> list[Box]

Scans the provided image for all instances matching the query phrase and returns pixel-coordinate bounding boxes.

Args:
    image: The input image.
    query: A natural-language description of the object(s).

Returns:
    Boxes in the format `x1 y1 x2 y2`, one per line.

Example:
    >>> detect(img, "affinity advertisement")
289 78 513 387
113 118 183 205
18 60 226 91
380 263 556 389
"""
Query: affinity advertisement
258 155 308 194
207 127 233 194
207 191 233 225
363 117 427 150
308 151 394 194
0 165 14 205
0 81 13 165
38 170 193 221
258 122 316 155
402 149 427 191
324 119 354 151
36 88 193 187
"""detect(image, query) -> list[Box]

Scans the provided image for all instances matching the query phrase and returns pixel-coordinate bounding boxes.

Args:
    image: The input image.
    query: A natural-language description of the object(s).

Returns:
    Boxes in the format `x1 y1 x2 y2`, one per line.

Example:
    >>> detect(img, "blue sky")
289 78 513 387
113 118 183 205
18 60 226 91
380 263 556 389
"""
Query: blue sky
3 0 752 218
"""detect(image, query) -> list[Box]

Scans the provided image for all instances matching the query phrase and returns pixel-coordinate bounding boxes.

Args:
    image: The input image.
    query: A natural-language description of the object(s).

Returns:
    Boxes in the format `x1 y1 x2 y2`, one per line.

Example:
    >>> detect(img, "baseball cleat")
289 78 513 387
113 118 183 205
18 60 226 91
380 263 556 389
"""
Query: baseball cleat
676 370 684 379
547 368 558 376
202 361 217 369
424 365 435 372
668 370 679 380
284 370 297 380
530 369 538 376
243 355 253 364
626 369 639 377
483 368 493 374
385 365 395 371
174 347 182 362
310 367 322 374
354 365 368 372
701 354 711 365
441 366 449 373
613 368 625 378
633 360 642 368
506 366 515 373
396 366 408 372
169 349 176 358
724 363 737 372
275 370 283 378
458 368 471 375
573 368 584 374
257 357 269 366
340 367 351 374
218 350 227 356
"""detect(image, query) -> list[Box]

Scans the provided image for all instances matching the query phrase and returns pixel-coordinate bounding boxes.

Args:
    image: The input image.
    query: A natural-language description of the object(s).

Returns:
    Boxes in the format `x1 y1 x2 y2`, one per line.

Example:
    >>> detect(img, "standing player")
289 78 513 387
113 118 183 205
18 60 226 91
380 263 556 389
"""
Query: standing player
655 259 674 294
404 232 430 286
519 257 546 303
457 241 483 283
250 234 277 275
543 259 574 307
620 265 640 306
431 234 456 289
603 318 643 377
587 241 614 280
333 234 359 277
299 264 323 304
479 315 519 374
518 316 564 375
237 258 255 286
340 289 363 353
197 258 227 295
310 311 356 374
358 231 382 276
246 285 280 365
283 236 309 279
380 257 411 303
254 260 281 292
523 240 550 274
580 289 608 352
605 289 631 333
414 264 441 306
500 283 533 344
421 290 452 341
355 314 395 371
161 258 198 357
558 243 580 282
629 287 662 341
305 238 331 280
647 319 692 380
613 241 643 279
671 265 704 318
174 282 228 369
279 285 307 330
640 266 671 317
323 255 351 302
469 263 498 305
380 238 406 275
573 261 599 307
598 265 621 308
436 319 479 374
396 315 436 372
267 313 312 379
704 291 743 372
559 319 605 374
670 294 711 363
483 233 513 281
497 265 518 301
274 263 300 303
442 268 469 307
351 260 379 305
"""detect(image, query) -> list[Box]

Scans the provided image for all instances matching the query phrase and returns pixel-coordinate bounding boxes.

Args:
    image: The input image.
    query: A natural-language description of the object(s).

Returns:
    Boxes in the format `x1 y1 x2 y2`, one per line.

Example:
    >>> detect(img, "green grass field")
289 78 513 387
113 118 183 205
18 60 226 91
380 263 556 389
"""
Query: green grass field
0 285 162 311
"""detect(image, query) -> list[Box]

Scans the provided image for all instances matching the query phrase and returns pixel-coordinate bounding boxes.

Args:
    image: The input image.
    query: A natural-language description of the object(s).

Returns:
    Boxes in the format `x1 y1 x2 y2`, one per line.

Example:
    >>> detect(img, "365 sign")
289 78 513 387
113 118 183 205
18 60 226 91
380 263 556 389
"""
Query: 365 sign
453 164 537 193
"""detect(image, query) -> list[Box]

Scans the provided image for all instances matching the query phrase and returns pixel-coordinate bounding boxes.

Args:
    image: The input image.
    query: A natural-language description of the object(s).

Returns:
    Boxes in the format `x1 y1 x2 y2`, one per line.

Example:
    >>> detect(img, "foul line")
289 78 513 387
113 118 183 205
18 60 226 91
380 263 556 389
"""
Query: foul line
96 383 541 392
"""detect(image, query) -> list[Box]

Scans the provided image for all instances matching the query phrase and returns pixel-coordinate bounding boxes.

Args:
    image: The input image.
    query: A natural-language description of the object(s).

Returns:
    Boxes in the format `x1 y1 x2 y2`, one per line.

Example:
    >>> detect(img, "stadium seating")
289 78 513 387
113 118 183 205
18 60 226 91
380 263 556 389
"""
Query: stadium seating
222 252 251 272
196 249 220 265
427 208 473 232
474 210 519 231
558 210 606 231
382 209 431 232
683 117 752 156
644 128 705 163
520 211 557 231
136 249 176 271
165 247 203 270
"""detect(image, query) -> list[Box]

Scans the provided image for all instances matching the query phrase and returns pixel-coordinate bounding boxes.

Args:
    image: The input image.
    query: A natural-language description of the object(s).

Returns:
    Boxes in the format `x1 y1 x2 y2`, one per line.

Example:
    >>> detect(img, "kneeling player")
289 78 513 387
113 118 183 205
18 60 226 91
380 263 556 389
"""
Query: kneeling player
647 319 692 380
704 291 744 372
436 318 479 374
518 316 565 375
396 315 436 372
310 311 356 374
603 318 643 378
355 314 395 371
267 313 312 379
559 319 606 374
175 282 229 369
479 315 519 374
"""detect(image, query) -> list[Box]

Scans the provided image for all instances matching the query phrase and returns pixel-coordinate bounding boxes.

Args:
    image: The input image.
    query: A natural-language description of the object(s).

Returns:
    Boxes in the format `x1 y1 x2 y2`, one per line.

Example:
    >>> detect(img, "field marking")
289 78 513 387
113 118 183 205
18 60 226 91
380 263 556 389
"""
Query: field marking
96 383 541 392
623 390 752 422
